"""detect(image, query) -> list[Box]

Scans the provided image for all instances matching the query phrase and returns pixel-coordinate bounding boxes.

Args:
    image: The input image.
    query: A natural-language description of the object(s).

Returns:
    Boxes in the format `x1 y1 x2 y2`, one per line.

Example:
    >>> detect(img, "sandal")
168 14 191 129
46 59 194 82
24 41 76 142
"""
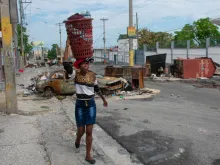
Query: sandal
85 158 96 164
75 143 80 149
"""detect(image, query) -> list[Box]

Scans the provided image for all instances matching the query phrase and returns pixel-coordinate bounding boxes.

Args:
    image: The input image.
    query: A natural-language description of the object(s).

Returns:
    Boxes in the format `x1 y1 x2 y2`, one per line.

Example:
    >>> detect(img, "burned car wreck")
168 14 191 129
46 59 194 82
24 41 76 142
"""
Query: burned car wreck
35 70 129 97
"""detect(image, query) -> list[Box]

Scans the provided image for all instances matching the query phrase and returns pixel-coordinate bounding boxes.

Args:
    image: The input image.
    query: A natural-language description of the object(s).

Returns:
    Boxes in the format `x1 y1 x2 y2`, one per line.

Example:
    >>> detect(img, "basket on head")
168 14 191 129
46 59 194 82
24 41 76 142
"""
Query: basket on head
64 13 93 60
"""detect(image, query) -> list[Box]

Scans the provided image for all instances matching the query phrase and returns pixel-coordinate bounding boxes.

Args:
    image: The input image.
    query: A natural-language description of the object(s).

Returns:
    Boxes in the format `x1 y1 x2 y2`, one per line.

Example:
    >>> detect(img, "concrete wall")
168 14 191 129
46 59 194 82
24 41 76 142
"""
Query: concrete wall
157 47 220 64
93 49 103 62
208 47 220 64
93 49 116 63
95 46 220 65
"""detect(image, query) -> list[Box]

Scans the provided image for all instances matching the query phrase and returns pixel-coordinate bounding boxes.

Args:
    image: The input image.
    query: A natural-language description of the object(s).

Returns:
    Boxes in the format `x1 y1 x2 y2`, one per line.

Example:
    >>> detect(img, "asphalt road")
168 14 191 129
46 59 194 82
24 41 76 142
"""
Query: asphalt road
95 81 220 165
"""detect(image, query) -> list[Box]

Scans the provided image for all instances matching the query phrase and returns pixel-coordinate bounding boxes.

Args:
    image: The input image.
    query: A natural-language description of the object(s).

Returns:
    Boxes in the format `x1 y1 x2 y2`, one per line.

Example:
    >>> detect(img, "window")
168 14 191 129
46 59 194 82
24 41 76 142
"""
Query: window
51 72 64 79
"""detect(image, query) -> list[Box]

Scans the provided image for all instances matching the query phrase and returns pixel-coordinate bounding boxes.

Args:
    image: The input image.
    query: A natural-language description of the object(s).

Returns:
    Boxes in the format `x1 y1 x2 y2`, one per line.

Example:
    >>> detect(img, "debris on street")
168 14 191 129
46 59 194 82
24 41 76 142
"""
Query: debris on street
105 65 145 89
97 76 126 95
141 88 161 94
215 66 220 75
145 54 167 77
170 58 216 79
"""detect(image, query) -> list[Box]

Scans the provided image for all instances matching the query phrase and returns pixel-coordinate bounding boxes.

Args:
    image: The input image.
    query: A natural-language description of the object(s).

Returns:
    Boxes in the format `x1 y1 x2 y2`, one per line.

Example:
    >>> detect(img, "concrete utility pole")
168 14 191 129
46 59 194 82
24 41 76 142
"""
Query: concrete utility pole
100 18 108 63
19 0 24 68
129 0 134 65
0 49 3 83
56 23 63 58
19 0 31 68
136 12 139 50
1 0 18 113
10 0 19 71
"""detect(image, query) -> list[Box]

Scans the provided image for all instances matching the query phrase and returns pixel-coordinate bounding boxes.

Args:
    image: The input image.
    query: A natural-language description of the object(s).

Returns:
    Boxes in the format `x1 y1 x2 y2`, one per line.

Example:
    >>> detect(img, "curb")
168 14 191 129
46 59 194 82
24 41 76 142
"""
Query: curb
61 100 143 165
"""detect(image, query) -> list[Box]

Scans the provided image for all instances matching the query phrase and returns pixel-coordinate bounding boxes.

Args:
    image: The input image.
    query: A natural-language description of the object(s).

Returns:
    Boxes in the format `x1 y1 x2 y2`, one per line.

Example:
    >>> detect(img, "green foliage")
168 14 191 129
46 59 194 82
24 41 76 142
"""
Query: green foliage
47 44 58 59
17 24 33 54
118 34 128 40
174 18 220 48
138 29 173 49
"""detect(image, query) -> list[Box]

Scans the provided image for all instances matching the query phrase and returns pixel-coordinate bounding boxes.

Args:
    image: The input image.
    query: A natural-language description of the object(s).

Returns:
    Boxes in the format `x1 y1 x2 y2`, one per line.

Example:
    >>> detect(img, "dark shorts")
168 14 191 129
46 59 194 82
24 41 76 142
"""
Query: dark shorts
75 98 96 127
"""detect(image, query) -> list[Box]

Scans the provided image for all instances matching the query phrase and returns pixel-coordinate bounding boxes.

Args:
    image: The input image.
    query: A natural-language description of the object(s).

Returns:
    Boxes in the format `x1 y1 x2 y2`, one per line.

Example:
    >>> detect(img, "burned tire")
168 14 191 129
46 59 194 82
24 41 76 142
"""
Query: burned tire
43 87 54 98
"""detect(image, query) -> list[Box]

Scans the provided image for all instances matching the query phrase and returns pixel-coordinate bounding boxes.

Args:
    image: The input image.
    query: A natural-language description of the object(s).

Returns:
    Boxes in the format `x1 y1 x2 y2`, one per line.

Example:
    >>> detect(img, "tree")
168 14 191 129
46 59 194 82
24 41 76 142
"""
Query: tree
138 28 173 49
17 24 33 54
118 34 128 40
174 18 220 48
47 44 58 59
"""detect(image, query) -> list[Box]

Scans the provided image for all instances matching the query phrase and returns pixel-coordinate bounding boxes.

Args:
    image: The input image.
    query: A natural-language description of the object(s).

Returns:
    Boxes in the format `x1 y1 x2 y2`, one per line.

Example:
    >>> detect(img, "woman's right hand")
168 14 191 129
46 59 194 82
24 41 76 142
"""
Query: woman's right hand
66 38 70 47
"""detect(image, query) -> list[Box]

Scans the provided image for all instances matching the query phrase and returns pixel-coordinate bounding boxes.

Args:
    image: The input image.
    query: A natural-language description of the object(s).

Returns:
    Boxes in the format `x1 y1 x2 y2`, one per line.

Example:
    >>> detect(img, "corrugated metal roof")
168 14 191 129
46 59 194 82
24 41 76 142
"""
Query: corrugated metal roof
211 18 220 26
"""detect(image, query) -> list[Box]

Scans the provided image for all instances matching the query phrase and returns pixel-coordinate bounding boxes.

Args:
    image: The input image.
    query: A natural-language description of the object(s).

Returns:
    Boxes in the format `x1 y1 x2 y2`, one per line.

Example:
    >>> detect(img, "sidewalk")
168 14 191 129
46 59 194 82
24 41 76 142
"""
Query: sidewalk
0 114 47 165
0 96 116 165
0 92 6 111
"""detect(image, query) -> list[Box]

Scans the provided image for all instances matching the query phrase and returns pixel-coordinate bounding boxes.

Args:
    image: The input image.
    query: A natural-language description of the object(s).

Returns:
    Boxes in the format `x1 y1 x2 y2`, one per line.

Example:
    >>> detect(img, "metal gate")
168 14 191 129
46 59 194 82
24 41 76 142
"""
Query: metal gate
135 50 145 65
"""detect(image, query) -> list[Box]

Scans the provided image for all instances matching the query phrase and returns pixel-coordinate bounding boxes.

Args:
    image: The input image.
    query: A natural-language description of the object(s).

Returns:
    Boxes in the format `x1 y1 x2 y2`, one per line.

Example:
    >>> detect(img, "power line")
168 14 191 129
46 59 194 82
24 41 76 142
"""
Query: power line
135 0 158 9
93 34 103 45
110 0 158 18
134 0 148 7
93 26 103 29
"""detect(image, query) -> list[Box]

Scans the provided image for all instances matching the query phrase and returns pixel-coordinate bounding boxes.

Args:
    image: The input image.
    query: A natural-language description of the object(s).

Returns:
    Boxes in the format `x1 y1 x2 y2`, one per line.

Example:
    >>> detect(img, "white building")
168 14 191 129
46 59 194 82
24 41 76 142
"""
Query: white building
117 38 137 63
118 38 138 52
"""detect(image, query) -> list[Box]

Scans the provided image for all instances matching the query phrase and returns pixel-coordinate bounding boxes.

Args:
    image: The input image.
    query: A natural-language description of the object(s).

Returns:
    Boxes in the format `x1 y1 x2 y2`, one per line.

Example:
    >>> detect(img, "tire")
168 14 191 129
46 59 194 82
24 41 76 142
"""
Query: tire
43 87 54 98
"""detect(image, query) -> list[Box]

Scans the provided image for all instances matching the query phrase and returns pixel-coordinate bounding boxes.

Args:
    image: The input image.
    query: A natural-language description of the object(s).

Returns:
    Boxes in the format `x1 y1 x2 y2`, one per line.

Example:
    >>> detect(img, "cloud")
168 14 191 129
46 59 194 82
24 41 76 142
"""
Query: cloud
27 0 220 48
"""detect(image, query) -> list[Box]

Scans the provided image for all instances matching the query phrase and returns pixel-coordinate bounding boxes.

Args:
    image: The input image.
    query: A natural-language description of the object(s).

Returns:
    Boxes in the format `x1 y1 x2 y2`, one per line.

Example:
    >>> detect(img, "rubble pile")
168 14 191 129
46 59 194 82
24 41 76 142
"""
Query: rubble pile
215 67 220 75
180 78 220 89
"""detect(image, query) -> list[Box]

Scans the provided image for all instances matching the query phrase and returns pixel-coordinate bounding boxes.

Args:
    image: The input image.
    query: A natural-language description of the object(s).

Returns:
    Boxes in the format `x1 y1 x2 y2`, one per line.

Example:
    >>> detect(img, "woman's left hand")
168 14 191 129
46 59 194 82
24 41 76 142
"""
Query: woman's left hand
103 100 108 107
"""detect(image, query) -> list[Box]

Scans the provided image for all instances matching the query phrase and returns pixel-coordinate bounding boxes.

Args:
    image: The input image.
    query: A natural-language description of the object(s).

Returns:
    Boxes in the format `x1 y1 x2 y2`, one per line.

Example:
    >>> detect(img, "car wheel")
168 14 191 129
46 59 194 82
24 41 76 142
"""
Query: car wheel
43 87 54 98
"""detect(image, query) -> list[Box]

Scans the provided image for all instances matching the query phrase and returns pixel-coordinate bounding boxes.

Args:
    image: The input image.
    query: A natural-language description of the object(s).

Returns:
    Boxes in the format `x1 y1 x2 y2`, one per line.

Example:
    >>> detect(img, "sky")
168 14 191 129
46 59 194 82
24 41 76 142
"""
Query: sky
26 0 220 49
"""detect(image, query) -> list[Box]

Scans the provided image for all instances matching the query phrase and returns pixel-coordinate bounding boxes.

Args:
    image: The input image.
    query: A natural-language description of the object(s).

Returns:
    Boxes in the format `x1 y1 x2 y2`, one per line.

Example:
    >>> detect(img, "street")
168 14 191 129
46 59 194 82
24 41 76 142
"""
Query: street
1 0 220 164
95 81 220 165
0 67 220 165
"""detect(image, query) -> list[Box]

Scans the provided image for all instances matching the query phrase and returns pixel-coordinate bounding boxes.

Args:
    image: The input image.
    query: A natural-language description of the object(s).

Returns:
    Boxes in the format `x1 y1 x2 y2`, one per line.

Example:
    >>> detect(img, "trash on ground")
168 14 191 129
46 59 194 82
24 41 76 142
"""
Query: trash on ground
141 88 161 94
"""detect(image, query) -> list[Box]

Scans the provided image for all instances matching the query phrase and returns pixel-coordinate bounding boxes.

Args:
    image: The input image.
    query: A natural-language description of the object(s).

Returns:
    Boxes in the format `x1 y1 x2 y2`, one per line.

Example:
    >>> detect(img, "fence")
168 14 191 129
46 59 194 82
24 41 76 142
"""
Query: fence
156 37 220 64
93 37 220 66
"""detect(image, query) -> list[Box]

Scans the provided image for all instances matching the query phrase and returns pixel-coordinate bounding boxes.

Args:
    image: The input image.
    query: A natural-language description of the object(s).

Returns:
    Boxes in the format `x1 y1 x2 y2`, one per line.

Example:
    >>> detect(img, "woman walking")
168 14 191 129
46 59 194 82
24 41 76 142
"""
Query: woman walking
63 40 108 164
74 58 108 164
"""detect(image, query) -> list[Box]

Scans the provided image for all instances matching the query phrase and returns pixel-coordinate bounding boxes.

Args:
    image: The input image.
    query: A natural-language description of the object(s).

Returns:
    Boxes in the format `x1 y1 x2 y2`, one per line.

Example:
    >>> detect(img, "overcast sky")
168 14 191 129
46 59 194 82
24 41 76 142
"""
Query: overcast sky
26 0 220 49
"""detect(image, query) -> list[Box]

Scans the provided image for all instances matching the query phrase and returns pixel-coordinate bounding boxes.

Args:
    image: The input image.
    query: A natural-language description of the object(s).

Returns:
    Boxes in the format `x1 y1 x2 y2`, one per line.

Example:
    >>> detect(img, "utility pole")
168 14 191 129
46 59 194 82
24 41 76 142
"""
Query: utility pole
136 12 139 50
1 0 18 113
19 0 24 68
10 0 19 71
19 0 31 68
100 18 108 64
56 23 63 60
129 0 134 66
0 48 2 83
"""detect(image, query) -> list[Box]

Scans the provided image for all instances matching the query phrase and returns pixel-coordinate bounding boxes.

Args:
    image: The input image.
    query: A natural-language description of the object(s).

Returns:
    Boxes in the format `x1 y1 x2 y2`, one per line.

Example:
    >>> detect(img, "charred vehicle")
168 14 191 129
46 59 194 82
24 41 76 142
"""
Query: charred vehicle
35 70 128 97
35 70 75 97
